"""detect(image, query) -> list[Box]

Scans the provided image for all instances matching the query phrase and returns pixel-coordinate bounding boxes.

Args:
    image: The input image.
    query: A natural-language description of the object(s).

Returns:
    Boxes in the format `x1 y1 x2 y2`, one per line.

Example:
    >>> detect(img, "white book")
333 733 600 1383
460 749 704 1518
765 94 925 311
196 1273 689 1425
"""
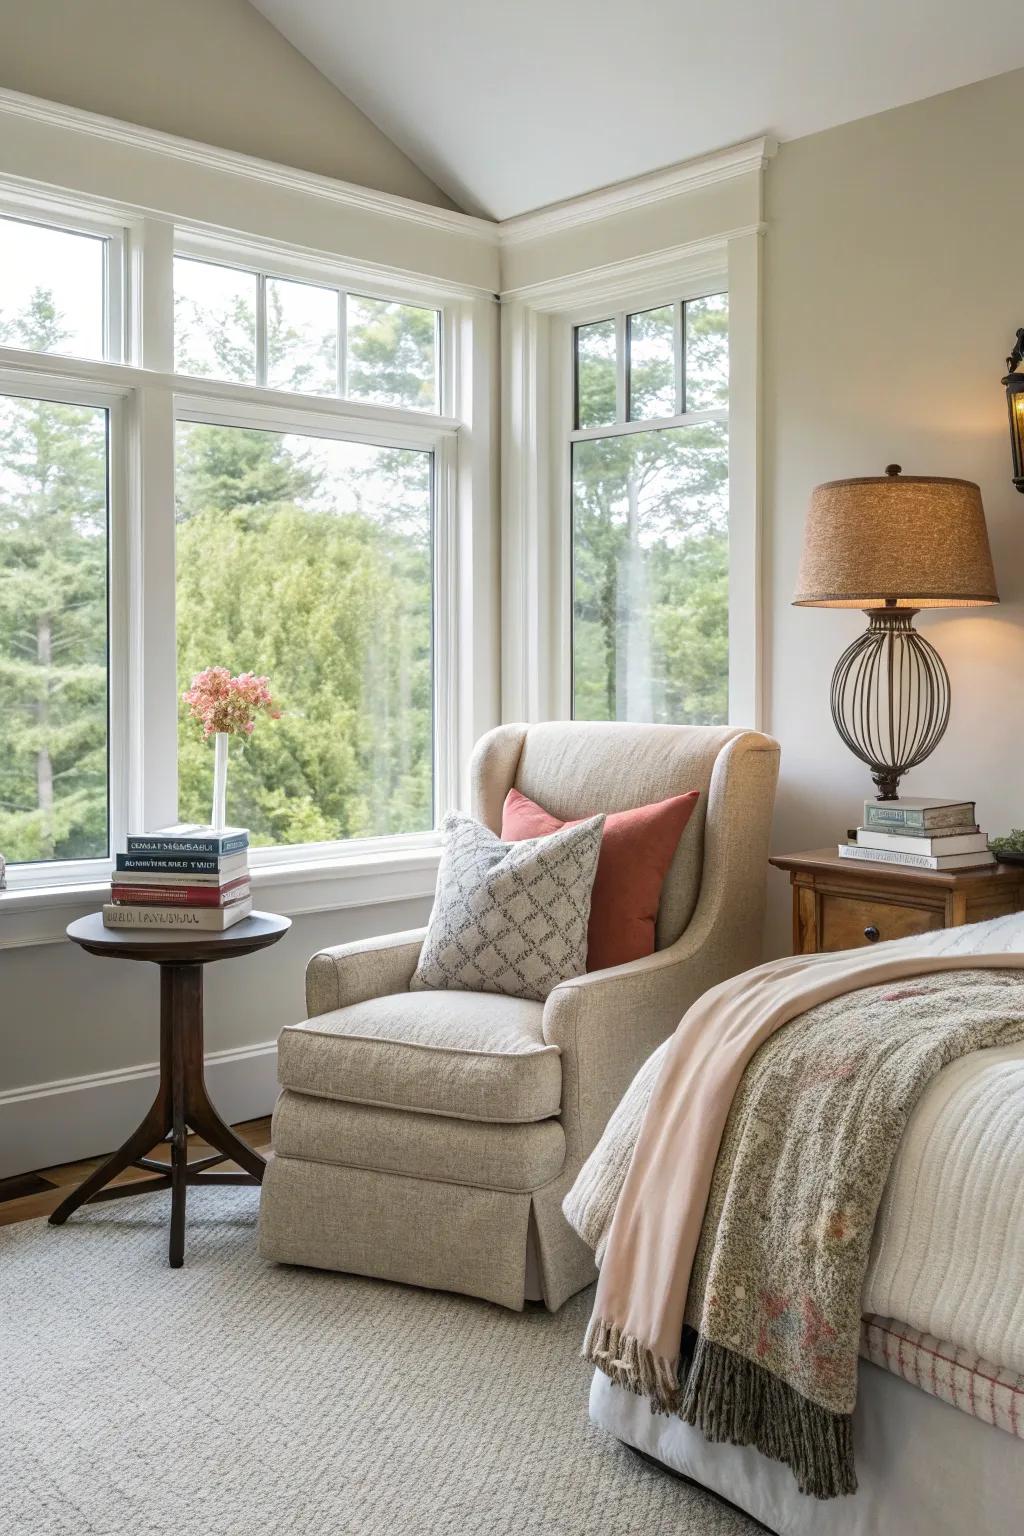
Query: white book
112 860 248 887
102 897 253 931
855 828 988 857
838 844 994 872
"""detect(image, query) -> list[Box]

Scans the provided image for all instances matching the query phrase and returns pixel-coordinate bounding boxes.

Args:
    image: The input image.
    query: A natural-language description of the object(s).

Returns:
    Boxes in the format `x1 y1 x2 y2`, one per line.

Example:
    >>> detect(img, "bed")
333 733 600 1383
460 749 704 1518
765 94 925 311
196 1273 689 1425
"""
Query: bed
590 1348 1023 1536
567 918 1024 1534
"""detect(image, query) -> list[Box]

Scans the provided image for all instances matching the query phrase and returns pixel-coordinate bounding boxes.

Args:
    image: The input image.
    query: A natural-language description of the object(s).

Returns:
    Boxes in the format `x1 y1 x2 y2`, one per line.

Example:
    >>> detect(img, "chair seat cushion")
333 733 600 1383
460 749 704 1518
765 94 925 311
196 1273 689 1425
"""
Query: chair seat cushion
272 1090 566 1191
278 989 560 1123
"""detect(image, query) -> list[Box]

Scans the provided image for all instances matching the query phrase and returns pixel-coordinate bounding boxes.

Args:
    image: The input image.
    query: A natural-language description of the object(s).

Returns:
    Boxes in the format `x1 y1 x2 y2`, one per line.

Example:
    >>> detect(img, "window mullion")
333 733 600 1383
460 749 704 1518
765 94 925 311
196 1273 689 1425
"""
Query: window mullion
615 312 627 423
338 288 347 398
134 386 179 833
136 217 175 373
674 300 685 414
256 273 268 387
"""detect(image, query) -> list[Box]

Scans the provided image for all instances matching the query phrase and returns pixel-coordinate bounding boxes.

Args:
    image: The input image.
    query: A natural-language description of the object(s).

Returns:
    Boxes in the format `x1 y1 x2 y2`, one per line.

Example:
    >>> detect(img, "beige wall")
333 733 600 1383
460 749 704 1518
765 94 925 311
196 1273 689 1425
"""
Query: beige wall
0 0 452 208
762 67 1024 952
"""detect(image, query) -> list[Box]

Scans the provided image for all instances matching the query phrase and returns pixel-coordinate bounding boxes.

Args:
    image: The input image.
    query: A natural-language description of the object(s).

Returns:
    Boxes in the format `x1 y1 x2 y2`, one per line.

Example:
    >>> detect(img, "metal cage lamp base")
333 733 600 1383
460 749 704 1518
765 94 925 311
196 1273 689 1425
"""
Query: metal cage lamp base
830 606 951 801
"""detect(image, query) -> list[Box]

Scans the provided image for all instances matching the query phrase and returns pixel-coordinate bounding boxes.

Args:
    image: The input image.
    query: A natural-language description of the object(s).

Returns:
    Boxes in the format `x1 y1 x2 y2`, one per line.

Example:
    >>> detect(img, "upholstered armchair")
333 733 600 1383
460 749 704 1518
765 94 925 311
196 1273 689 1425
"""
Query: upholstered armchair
259 721 780 1310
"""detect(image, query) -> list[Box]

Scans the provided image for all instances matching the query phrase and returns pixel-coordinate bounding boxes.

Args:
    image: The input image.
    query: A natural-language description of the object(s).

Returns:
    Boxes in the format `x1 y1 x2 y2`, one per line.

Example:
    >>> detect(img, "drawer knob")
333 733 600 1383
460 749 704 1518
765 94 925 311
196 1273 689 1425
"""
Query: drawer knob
863 925 880 943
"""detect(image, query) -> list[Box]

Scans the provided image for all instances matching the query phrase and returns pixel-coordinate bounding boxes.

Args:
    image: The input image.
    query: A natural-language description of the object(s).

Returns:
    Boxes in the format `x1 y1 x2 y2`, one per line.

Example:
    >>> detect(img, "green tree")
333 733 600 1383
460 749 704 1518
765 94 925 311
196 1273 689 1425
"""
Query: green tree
572 299 729 726
347 297 437 410
173 287 438 847
0 292 108 861
175 423 432 846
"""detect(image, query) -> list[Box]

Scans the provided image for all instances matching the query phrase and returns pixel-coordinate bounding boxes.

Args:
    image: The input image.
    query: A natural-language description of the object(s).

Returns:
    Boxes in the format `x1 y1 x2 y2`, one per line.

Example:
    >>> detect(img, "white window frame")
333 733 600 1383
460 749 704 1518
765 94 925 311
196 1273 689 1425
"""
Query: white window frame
565 284 730 722
0 368 131 891
172 390 458 873
501 233 763 732
0 185 496 926
0 189 128 364
173 228 448 413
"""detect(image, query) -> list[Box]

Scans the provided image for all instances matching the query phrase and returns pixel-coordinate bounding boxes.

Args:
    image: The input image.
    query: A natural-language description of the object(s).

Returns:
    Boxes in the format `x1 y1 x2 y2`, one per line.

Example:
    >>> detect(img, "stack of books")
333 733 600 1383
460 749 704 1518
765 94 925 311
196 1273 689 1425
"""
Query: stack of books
839 797 994 872
103 824 253 930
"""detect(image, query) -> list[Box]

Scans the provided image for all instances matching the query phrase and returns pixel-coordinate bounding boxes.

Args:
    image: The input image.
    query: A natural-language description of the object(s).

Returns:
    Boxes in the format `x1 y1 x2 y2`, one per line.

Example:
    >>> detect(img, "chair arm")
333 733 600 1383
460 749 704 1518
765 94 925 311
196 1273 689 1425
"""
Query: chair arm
305 928 427 1018
542 947 712 1165
543 730 779 1162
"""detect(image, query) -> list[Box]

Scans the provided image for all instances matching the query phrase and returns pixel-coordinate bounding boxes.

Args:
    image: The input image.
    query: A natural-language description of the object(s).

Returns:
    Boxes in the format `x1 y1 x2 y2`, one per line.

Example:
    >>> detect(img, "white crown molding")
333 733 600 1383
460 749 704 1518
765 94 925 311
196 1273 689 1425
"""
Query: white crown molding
0 86 500 247
500 226 764 311
0 88 776 271
498 137 778 247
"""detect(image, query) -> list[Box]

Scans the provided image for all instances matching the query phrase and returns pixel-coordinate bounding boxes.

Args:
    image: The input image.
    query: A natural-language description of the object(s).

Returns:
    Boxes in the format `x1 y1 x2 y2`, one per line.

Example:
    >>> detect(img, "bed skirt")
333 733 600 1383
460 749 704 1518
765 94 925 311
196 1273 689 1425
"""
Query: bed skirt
590 1359 1023 1536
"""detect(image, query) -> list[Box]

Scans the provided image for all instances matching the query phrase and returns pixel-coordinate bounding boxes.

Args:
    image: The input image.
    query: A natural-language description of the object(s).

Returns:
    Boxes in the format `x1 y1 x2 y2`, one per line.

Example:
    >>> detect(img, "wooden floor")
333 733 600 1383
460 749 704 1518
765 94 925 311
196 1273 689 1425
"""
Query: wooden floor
0 1115 273 1228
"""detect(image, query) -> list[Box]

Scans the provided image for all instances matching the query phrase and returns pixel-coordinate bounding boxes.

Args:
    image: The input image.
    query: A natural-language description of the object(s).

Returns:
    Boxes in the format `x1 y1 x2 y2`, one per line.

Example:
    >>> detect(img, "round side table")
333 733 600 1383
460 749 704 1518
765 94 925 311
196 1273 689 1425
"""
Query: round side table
51 910 291 1267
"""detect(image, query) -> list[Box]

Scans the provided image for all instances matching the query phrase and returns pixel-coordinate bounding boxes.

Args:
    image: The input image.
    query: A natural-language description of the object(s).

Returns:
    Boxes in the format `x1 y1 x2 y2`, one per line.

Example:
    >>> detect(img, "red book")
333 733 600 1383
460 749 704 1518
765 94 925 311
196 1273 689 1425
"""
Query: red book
109 877 251 908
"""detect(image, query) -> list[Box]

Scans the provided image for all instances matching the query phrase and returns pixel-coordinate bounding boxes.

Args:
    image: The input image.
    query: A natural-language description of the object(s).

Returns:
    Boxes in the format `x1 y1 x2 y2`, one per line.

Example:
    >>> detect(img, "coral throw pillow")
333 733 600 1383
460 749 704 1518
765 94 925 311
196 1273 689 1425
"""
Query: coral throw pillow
501 787 699 972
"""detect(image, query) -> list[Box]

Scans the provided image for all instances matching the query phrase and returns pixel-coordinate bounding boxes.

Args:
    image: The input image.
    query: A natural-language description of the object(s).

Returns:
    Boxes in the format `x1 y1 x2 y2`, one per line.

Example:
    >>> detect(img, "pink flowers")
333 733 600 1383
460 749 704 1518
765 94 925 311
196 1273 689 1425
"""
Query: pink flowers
182 666 279 738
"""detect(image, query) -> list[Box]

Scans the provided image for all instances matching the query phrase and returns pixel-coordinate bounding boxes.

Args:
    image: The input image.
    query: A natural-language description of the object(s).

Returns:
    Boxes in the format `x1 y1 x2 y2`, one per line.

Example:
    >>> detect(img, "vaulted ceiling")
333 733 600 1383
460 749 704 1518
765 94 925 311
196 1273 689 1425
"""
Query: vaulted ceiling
252 0 1024 220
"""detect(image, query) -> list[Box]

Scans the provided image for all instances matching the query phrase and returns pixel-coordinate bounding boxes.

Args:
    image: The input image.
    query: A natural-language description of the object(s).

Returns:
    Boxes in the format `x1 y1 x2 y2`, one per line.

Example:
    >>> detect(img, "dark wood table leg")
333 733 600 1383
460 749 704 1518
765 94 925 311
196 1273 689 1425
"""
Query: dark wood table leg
49 958 265 1263
168 966 190 1268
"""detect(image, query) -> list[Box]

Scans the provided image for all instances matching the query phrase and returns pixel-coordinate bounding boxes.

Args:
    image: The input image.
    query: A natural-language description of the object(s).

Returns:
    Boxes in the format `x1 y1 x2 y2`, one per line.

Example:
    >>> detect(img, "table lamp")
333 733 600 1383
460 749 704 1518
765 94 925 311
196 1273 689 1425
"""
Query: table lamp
793 465 998 800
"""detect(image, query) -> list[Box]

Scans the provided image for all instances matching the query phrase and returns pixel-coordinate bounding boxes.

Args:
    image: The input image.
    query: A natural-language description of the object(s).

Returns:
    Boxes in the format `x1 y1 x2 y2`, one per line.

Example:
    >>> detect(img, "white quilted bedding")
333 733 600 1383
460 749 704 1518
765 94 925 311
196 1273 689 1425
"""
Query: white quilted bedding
864 1039 1024 1374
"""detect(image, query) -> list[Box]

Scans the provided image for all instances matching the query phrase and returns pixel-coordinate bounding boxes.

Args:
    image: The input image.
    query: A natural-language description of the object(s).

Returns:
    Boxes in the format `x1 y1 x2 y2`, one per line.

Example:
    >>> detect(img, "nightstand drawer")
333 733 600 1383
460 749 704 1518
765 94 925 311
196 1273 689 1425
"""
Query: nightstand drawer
819 894 942 951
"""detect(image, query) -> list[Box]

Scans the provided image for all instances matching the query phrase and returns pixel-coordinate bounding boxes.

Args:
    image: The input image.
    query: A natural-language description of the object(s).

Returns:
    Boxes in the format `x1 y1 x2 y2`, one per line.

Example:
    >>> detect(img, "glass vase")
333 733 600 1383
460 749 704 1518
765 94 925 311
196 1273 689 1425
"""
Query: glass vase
211 731 229 829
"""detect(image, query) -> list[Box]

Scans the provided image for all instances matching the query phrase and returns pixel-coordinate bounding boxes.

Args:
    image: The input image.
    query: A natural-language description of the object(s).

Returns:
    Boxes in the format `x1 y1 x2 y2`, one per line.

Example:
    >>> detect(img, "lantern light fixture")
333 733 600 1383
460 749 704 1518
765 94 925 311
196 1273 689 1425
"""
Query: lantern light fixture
1003 328 1024 494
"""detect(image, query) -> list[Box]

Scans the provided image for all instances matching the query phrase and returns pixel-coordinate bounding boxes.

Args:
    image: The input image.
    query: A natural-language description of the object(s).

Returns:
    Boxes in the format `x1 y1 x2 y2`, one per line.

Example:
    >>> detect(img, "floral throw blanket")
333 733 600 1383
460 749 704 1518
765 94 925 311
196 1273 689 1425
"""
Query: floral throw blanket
565 966 1024 1498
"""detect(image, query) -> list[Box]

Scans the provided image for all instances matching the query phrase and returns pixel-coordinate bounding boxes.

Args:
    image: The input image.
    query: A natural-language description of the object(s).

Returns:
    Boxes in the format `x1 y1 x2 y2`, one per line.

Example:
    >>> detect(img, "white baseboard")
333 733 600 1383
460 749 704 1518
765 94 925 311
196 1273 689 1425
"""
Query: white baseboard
0 1041 278 1180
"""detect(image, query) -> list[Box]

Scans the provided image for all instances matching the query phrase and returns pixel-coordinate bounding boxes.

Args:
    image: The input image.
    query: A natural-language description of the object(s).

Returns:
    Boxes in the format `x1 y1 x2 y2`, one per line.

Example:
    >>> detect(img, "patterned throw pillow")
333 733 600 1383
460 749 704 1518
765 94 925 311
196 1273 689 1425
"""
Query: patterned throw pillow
411 811 605 1002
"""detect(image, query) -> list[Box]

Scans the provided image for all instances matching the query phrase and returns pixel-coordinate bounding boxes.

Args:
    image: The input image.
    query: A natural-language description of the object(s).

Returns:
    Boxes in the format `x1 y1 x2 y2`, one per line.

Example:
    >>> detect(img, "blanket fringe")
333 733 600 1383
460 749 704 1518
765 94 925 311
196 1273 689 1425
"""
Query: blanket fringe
584 1322 855 1500
582 1314 681 1412
678 1335 856 1501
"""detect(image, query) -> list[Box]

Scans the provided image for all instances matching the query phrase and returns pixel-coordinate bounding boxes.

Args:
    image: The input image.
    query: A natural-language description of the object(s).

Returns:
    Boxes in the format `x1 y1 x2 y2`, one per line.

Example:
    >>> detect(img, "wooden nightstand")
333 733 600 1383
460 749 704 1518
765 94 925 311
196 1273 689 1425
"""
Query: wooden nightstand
769 848 1024 955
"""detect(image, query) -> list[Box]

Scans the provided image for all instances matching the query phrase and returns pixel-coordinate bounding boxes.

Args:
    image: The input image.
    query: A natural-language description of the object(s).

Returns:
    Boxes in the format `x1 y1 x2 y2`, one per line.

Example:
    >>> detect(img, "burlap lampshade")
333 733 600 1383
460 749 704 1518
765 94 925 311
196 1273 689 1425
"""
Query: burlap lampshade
793 469 998 609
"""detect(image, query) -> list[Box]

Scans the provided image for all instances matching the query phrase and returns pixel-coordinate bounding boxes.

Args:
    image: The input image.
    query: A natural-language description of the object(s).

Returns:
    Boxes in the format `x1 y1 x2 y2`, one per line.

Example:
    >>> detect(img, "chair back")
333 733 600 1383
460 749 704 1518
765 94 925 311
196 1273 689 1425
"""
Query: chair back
470 720 760 950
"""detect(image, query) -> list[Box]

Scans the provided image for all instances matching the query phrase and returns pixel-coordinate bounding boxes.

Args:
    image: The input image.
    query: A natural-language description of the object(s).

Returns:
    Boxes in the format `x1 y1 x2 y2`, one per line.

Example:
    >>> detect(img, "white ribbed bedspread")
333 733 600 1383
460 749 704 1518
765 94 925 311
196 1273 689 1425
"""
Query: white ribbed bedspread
863 1039 1024 1374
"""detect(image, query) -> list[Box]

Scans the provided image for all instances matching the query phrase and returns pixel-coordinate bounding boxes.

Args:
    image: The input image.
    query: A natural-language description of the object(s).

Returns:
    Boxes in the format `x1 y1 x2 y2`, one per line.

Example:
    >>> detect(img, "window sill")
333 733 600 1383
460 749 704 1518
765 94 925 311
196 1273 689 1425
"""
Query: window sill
0 843 441 950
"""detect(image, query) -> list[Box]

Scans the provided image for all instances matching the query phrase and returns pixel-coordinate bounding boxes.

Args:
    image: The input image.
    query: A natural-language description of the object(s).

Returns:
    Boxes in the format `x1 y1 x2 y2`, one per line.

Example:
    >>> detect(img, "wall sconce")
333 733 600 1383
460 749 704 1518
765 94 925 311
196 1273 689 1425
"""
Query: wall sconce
1004 328 1024 493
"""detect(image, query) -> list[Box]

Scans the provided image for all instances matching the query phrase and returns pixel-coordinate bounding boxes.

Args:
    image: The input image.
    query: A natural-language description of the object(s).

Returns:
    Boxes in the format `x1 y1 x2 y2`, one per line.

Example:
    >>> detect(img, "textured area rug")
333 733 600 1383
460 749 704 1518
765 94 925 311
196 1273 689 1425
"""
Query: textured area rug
1 1189 758 1535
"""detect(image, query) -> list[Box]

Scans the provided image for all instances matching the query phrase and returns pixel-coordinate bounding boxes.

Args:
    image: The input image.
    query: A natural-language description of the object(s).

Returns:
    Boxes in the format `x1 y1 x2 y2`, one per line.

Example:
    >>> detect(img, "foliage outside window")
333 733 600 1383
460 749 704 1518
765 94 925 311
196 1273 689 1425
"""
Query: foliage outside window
0 203 452 879
572 293 729 726
0 298 109 864
173 256 439 410
175 423 433 848
0 215 108 361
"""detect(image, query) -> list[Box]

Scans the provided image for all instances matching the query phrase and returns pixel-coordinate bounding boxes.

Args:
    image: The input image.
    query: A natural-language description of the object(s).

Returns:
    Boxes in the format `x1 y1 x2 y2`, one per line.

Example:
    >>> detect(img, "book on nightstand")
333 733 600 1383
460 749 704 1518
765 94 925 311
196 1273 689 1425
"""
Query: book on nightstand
861 797 976 832
839 796 993 871
838 843 994 871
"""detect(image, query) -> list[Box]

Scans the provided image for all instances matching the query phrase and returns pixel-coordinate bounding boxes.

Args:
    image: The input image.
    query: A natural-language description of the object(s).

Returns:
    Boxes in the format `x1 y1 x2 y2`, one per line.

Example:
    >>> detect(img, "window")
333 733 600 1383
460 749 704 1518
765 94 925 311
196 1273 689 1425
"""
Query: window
571 294 729 726
0 392 110 865
173 256 439 409
0 178 483 897
0 215 111 361
175 422 434 847
174 257 258 383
